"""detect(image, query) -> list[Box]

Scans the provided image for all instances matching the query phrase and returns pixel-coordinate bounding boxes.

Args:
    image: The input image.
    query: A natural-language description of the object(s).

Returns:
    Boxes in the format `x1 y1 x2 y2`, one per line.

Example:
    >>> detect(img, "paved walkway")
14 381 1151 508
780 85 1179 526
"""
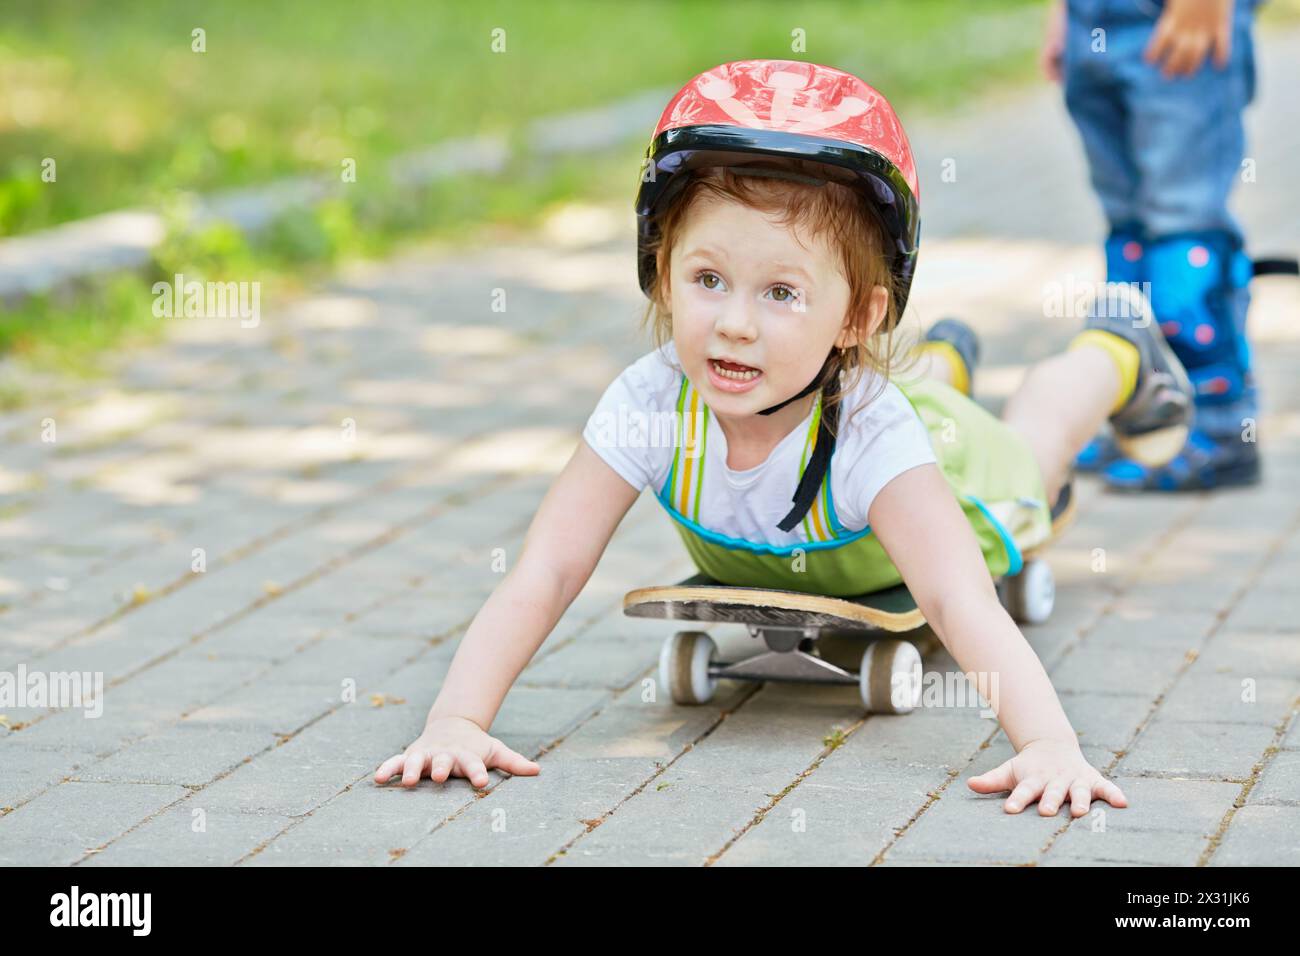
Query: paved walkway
2 32 1298 866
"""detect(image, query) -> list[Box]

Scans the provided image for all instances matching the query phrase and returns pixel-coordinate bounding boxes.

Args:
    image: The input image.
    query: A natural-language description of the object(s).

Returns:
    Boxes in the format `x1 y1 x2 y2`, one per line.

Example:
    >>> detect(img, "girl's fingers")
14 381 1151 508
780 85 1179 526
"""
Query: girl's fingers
375 753 407 783
1038 779 1071 816
1095 778 1129 809
967 759 1016 794
401 750 430 787
455 751 491 789
1069 781 1095 817
1005 777 1045 814
487 741 541 777
429 752 456 784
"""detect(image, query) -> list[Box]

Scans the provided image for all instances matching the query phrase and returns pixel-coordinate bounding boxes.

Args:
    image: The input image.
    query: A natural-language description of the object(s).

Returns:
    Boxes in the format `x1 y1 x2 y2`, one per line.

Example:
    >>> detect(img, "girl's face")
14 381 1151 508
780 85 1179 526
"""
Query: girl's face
666 196 868 421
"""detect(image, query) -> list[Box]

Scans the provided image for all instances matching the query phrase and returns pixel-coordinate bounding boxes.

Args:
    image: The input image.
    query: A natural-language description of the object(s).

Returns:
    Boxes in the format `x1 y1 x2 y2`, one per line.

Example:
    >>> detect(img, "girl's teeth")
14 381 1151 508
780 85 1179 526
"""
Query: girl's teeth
711 360 760 381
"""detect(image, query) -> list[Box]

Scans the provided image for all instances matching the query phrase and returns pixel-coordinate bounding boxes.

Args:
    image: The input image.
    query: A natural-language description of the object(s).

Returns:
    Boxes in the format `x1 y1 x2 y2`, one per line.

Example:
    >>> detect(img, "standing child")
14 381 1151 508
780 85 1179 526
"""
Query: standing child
377 61 1198 817
1043 0 1263 489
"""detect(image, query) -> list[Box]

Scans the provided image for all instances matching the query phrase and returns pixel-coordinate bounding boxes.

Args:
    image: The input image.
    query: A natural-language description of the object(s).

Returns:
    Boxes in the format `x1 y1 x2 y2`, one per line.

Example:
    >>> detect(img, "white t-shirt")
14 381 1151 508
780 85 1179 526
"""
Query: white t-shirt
581 341 938 547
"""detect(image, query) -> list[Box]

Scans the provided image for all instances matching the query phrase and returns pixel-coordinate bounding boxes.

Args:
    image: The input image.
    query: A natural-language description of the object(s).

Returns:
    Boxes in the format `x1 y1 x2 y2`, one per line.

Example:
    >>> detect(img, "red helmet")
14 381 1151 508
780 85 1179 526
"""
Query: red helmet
636 59 921 322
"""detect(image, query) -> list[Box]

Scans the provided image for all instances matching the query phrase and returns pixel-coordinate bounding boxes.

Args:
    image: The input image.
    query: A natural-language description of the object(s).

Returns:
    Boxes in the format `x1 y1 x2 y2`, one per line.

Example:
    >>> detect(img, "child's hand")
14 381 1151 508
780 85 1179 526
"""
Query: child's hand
967 737 1128 816
374 715 540 789
1145 0 1235 78
1040 0 1066 84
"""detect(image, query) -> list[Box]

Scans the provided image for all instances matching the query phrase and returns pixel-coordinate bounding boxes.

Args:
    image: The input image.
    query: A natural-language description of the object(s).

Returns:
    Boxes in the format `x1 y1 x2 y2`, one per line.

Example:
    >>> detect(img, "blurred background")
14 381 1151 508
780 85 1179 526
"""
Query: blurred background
0 0 1093 377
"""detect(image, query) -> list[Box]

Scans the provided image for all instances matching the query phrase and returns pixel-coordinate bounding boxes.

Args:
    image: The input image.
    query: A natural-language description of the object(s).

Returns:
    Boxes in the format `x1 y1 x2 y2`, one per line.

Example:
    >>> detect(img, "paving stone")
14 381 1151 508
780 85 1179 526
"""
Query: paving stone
1221 587 1300 633
179 681 343 736
1047 642 1191 697
0 781 188 865
1047 774 1239 839
1155 670 1297 726
11 695 183 757
1246 748 1300 806
71 724 279 787
0 745 98 809
1044 826 1214 865
1193 629 1300 680
841 706 999 771
878 738 1118 864
1079 608 1218 650
80 807 296 866
1110 571 1252 617
713 731 951 866
1119 717 1280 780
518 637 655 690
547 682 870 866
1285 713 1300 750
1057 690 1153 750
244 783 463 866
1209 805 1300 866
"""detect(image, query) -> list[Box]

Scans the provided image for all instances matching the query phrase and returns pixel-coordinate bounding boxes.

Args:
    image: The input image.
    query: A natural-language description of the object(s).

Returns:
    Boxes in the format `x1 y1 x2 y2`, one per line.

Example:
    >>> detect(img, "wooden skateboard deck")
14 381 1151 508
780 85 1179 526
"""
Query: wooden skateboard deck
624 575 926 632
624 480 1078 635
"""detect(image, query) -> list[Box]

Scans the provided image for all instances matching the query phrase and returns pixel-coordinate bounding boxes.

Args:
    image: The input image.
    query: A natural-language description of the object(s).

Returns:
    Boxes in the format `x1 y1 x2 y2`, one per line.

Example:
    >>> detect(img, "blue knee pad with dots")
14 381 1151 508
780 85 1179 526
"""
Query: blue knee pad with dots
1104 227 1146 286
1144 233 1254 414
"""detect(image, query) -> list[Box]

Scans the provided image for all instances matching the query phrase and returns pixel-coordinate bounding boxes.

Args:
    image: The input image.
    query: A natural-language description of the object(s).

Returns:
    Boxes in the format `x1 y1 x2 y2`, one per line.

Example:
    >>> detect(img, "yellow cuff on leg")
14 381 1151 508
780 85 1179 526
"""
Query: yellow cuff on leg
915 341 970 396
1069 329 1140 415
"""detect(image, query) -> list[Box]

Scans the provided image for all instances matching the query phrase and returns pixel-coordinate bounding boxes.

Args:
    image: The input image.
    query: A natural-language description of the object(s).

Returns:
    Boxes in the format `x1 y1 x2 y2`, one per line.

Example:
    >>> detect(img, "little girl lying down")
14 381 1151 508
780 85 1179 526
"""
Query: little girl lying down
377 60 1195 817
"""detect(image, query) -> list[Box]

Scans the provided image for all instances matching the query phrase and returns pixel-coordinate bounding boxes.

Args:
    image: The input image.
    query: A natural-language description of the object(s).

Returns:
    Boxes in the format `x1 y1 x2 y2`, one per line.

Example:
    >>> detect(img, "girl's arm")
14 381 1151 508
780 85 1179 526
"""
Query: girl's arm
867 463 1127 817
375 439 641 788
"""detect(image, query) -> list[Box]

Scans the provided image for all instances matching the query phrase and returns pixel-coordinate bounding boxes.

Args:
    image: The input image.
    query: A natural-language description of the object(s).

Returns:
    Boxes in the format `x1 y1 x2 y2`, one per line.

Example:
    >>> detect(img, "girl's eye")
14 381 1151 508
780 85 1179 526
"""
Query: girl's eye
696 271 723 290
769 284 801 305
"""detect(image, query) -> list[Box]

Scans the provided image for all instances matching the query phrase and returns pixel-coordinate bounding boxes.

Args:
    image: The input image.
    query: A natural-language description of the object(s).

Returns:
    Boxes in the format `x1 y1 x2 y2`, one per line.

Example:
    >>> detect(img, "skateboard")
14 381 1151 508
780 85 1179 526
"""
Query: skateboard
624 482 1077 713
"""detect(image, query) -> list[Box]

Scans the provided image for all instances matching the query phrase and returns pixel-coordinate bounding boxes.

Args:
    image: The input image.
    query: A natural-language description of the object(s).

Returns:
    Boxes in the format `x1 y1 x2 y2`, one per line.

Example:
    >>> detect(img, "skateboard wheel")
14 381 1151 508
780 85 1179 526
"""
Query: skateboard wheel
859 639 922 715
659 631 718 705
1001 558 1055 625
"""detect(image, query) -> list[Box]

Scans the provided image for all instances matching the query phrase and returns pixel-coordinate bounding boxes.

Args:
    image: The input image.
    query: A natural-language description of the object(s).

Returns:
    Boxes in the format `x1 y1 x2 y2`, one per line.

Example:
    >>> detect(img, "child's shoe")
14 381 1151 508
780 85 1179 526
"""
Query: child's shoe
1074 428 1120 473
1103 427 1261 492
1079 284 1195 467
921 317 980 397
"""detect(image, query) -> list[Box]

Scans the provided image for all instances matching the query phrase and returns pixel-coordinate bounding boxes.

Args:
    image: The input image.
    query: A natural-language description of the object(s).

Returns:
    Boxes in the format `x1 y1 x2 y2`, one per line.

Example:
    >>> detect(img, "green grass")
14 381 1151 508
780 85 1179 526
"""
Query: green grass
0 147 636 377
0 0 1045 237
0 0 1052 376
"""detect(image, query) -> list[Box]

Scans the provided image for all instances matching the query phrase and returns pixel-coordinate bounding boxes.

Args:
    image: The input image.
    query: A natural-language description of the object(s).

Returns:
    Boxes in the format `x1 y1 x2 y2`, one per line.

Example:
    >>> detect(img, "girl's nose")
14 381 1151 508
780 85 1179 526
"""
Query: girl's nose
715 297 757 342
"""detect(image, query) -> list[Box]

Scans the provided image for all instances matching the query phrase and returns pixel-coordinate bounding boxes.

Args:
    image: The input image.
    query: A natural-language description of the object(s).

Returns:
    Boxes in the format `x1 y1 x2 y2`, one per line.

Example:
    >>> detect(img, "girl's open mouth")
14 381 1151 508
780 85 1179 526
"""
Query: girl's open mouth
708 357 764 393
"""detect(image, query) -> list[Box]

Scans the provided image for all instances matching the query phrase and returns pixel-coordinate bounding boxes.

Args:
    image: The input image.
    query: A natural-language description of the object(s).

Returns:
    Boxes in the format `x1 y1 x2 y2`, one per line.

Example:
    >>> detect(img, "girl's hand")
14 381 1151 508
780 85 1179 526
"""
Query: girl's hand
1144 0 1235 78
374 716 540 789
967 737 1129 816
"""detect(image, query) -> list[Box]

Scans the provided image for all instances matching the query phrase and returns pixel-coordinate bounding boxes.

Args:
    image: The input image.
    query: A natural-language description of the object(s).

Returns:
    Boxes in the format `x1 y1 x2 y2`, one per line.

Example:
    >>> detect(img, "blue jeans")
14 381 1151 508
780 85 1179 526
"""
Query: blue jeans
1063 0 1257 241
1063 0 1260 432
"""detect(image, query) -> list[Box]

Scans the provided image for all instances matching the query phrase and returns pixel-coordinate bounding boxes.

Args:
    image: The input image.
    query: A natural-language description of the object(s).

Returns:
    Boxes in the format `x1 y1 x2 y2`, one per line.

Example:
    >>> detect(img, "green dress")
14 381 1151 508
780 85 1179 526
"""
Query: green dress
655 372 1053 597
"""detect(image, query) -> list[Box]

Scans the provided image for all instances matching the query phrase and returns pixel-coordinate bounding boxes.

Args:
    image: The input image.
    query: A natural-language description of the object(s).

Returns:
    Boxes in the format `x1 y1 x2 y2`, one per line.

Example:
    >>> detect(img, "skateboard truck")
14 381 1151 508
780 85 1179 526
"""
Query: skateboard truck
651 619 924 715
719 625 857 684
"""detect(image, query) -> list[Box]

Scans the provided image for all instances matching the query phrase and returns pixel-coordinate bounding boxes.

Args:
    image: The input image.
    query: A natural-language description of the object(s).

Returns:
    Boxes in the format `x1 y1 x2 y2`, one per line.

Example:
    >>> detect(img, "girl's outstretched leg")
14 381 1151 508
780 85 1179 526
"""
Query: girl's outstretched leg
1002 284 1194 506
910 318 981 396
1002 346 1119 508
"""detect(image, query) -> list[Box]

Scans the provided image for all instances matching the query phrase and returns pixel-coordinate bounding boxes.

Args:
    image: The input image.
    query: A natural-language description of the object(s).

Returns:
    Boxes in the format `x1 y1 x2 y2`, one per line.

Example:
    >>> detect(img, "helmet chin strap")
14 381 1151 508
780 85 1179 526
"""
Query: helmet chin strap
756 350 836 416
753 349 841 533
